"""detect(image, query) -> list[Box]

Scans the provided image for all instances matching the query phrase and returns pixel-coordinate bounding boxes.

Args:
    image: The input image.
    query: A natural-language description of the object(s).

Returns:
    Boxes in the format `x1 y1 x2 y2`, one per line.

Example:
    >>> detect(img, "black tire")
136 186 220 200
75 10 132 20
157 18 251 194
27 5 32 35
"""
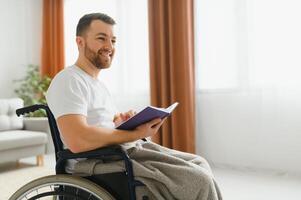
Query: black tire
9 174 115 200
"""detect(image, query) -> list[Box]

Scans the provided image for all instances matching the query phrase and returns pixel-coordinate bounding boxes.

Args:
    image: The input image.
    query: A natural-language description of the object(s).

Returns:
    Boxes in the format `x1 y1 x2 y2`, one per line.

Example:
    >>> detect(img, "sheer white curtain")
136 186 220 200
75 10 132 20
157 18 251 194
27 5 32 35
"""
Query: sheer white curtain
195 0 301 173
64 0 150 112
196 0 301 90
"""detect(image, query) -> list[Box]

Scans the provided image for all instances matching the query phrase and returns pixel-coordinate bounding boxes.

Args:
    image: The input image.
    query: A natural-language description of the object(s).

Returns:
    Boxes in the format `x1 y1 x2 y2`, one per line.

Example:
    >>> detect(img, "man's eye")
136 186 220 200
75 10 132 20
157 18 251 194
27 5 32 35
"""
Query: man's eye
97 37 105 41
112 40 116 44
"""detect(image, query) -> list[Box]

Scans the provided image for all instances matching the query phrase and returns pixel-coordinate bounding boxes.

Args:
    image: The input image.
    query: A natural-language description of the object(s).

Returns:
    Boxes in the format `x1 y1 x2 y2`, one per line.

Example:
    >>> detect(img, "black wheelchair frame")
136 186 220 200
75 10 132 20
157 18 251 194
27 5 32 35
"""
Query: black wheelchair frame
16 104 146 200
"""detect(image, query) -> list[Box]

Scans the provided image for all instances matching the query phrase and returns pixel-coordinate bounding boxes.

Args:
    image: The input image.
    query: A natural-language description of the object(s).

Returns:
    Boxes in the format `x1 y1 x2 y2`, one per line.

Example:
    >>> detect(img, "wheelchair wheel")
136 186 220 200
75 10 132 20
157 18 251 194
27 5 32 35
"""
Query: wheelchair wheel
9 175 115 200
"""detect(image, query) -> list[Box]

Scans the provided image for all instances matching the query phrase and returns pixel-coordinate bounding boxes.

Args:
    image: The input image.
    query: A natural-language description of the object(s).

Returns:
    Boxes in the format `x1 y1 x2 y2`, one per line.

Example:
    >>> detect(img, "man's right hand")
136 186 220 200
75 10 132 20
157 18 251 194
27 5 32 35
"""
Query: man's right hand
134 118 166 138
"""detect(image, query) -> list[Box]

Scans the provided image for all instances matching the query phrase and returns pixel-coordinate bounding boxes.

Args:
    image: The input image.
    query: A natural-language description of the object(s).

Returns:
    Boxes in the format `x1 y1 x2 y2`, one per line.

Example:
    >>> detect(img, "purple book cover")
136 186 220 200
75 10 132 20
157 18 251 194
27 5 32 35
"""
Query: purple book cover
116 102 179 130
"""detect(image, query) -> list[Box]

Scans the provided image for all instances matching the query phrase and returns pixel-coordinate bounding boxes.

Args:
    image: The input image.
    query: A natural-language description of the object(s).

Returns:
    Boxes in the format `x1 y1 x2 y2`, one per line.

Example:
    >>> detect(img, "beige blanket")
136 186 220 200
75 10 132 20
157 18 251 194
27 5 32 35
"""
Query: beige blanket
73 141 222 200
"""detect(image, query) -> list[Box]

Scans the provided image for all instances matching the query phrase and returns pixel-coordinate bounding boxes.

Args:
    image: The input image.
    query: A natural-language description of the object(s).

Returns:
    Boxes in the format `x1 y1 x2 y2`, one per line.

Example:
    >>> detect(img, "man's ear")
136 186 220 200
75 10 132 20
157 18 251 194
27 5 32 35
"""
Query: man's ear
76 36 85 49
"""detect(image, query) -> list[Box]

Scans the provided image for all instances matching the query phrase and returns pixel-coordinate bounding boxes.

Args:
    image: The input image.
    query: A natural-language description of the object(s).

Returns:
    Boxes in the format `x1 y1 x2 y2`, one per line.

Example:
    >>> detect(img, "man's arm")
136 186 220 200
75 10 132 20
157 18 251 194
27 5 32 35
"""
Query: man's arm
57 114 164 153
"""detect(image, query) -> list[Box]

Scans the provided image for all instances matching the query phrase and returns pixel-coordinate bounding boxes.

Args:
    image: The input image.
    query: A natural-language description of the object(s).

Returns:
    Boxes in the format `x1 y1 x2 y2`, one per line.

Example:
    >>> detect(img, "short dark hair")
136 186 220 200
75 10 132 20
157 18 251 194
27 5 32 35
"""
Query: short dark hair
76 13 116 36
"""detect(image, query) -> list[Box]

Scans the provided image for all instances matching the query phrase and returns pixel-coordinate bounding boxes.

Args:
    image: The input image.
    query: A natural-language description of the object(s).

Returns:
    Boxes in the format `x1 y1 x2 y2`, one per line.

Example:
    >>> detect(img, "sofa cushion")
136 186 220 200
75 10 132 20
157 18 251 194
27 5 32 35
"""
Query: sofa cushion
0 130 47 151
0 98 23 131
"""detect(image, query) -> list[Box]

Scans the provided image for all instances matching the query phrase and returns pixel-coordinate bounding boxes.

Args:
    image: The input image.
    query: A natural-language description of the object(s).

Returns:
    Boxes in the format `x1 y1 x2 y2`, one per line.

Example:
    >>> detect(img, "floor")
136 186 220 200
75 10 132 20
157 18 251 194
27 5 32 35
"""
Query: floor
2 154 301 200
213 165 301 200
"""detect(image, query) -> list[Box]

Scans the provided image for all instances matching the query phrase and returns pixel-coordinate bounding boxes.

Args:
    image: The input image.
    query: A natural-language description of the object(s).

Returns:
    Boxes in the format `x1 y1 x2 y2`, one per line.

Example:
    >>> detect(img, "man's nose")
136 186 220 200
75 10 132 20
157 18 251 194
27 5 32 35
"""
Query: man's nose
104 40 114 51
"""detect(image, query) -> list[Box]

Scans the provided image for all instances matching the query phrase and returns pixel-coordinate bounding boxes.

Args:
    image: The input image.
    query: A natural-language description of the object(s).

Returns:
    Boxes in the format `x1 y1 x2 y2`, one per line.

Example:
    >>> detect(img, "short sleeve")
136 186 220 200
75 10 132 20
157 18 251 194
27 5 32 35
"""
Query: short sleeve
46 72 89 119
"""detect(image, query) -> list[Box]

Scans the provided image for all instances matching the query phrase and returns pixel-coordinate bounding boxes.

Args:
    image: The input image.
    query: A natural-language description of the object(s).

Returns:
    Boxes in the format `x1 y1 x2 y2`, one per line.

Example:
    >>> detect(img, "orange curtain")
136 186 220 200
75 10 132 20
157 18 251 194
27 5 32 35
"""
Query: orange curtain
148 0 195 153
41 0 65 78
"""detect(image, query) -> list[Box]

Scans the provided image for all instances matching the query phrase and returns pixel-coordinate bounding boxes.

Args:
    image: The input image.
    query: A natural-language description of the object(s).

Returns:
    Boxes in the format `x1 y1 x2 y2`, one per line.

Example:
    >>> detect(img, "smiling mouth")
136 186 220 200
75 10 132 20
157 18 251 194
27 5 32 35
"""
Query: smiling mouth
99 51 112 59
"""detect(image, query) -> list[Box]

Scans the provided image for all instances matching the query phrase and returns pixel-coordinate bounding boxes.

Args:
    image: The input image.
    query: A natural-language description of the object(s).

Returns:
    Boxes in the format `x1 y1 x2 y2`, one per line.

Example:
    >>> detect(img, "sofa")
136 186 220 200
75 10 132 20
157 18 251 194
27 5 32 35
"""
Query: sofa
0 98 48 166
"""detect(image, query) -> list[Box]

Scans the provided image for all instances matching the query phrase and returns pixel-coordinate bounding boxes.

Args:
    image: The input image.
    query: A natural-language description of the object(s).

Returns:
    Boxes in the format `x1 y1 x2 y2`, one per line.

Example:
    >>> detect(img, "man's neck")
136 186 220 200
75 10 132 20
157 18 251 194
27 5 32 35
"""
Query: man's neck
75 58 100 79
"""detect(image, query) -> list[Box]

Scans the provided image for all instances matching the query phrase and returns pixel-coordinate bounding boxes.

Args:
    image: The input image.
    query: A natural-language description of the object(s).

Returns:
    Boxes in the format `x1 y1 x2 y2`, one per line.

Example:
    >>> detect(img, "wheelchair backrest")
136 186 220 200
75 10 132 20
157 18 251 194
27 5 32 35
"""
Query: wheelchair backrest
16 104 64 161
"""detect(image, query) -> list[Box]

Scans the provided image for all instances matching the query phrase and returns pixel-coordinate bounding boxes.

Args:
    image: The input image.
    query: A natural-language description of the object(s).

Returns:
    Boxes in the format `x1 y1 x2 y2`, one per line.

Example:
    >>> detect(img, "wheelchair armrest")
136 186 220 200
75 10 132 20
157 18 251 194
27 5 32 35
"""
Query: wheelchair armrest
56 145 135 177
56 144 139 195
57 145 128 161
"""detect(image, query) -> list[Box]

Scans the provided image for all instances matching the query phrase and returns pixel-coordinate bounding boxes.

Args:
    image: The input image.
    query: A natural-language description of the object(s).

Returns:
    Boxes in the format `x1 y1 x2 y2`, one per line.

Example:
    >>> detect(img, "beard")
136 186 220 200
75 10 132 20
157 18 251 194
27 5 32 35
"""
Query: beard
84 45 113 69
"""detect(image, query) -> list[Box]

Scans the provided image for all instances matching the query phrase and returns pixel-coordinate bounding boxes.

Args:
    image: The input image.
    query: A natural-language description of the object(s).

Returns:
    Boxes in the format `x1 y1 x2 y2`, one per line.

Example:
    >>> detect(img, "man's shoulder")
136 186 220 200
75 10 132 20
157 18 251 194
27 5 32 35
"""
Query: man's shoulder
46 66 90 104
53 66 87 84
47 66 90 98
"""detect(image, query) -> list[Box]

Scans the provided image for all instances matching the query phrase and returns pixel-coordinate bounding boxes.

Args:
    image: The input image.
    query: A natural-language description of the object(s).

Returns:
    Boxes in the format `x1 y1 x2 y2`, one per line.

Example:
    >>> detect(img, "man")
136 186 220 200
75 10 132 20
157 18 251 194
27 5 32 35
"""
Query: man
46 13 222 200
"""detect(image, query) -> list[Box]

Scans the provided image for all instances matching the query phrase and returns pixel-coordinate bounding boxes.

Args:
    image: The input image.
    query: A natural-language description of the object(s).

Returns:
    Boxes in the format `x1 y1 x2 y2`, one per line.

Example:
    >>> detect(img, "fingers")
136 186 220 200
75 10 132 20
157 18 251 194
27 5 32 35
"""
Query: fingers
123 110 136 120
121 113 130 121
113 113 121 122
148 118 162 127
120 113 127 121
128 110 136 117
114 113 128 122
114 110 136 123
153 118 166 130
126 110 136 119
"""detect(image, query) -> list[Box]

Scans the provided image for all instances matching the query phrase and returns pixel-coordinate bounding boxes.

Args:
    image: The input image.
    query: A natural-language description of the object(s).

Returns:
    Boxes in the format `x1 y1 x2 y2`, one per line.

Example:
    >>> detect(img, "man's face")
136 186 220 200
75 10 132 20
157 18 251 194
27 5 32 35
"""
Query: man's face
80 20 116 69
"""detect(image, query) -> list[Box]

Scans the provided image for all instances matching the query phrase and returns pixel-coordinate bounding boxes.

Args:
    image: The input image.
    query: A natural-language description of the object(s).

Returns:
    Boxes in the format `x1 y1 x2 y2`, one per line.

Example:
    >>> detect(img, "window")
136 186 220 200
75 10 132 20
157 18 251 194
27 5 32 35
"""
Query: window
195 0 301 90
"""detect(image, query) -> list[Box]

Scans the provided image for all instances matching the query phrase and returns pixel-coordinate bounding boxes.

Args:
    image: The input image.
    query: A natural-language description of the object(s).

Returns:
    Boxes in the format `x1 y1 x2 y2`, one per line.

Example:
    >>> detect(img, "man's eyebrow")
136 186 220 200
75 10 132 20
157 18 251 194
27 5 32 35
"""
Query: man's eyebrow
96 32 116 39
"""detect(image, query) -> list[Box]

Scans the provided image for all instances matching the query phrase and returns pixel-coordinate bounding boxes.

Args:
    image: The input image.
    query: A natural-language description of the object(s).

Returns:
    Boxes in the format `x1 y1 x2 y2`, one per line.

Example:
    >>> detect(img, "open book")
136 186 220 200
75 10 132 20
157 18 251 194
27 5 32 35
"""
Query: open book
116 102 179 130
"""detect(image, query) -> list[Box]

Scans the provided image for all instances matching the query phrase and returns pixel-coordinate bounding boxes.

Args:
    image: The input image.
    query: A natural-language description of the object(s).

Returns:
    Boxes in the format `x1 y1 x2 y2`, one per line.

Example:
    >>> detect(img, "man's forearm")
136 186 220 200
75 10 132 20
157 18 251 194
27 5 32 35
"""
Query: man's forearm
57 114 162 153
68 125 139 153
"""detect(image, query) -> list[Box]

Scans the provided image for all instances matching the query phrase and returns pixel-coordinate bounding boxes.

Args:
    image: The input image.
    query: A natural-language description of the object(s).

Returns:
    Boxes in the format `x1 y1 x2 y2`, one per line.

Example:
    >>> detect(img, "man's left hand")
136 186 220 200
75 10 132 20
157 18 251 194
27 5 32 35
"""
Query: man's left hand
113 110 136 127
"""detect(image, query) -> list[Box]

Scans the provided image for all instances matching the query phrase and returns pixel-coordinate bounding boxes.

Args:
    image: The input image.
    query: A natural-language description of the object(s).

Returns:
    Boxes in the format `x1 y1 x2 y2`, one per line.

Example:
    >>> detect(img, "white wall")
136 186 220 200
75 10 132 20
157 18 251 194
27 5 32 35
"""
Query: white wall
196 89 301 174
0 0 42 98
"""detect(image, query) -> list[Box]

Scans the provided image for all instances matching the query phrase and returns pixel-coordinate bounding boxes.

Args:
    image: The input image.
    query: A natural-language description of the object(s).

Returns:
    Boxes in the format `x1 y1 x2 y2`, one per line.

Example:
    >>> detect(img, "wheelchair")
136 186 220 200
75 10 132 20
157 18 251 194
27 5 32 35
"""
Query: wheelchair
10 104 151 200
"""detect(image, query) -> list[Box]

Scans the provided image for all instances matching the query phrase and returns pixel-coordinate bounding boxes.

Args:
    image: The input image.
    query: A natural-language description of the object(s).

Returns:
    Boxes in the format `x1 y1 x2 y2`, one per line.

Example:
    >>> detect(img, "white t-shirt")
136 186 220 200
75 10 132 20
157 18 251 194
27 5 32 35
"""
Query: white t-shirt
46 65 119 171
46 65 117 129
